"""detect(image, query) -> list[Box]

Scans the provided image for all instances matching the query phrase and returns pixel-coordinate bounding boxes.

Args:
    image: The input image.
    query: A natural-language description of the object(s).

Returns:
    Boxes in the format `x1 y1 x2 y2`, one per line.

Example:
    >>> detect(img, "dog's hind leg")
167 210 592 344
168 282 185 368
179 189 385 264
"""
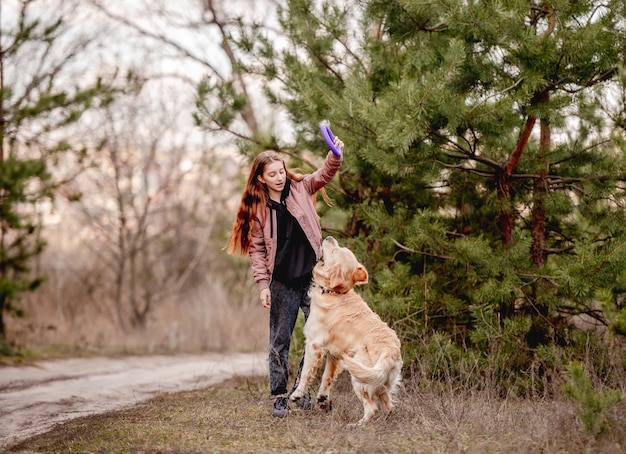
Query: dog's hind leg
351 382 379 425
290 342 324 403
316 354 341 412
377 389 394 419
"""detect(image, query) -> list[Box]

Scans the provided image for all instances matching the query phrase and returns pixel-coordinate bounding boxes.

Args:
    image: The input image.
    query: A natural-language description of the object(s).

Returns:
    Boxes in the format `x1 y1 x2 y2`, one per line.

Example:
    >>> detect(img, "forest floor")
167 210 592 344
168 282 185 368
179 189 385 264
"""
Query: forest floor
0 352 266 449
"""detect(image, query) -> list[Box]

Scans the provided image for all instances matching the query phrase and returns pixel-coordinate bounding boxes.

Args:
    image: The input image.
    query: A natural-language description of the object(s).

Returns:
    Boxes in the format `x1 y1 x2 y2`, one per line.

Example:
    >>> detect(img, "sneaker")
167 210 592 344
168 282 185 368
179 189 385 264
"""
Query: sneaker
293 392 313 410
272 396 289 418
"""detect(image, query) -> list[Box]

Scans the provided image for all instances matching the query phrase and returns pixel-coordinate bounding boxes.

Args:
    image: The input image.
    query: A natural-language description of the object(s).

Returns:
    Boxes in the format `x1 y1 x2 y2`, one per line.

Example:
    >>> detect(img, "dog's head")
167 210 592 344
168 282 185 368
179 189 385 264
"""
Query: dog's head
313 236 368 293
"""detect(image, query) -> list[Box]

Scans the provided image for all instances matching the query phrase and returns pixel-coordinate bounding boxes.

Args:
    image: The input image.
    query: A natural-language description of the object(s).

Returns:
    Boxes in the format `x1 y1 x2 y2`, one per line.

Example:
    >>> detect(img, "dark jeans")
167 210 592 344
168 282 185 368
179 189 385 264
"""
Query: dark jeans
268 277 311 396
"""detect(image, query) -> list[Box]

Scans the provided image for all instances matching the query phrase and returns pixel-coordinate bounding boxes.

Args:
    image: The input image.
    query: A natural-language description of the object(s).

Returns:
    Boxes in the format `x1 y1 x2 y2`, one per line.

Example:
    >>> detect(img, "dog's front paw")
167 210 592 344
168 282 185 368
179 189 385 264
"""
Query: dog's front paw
289 390 303 402
317 395 332 412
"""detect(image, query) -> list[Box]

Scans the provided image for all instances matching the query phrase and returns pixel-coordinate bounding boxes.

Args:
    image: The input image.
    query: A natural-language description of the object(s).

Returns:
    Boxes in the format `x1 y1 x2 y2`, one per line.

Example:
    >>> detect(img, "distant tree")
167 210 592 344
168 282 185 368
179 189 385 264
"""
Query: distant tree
90 0 281 147
0 0 117 341
202 0 626 390
79 0 284 332
72 82 234 332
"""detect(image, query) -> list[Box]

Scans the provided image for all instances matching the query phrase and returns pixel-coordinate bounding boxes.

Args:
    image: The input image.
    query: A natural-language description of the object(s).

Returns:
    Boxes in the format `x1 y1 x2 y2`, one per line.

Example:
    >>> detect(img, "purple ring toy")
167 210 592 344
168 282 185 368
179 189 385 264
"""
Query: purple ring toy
320 121 342 157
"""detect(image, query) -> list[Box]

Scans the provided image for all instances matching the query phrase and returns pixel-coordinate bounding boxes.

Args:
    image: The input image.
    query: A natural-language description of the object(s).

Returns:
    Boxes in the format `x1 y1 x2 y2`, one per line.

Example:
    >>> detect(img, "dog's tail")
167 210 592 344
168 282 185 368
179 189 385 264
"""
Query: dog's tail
341 353 401 389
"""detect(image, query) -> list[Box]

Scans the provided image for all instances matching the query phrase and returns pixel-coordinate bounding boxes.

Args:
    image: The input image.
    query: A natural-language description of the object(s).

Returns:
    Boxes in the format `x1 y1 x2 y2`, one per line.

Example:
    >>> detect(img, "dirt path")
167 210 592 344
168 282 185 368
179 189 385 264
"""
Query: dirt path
0 352 267 448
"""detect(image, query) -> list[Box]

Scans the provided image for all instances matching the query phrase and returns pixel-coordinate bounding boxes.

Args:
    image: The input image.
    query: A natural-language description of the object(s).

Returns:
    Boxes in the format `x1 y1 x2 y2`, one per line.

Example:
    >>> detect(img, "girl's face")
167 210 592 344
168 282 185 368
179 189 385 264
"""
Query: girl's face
258 160 286 198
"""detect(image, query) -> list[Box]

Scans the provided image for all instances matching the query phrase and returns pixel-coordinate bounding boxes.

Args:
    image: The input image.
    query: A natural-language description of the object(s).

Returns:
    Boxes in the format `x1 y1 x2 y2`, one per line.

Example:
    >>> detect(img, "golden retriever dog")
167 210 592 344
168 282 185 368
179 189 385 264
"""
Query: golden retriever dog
290 236 402 425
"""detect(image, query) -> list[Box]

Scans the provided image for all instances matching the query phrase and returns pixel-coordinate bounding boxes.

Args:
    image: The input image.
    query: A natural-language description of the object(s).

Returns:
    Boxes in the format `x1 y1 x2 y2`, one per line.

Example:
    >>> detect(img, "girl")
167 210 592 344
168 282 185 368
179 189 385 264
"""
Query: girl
227 138 344 417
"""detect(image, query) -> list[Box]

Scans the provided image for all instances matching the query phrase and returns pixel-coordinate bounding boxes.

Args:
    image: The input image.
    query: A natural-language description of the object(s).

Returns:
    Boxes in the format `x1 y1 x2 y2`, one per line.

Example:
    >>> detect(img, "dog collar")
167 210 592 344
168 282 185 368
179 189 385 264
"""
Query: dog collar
312 283 341 295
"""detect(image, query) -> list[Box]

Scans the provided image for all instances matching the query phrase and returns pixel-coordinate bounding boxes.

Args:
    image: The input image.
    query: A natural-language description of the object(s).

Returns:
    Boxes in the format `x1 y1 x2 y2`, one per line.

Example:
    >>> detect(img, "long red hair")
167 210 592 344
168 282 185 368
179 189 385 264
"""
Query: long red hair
227 151 309 256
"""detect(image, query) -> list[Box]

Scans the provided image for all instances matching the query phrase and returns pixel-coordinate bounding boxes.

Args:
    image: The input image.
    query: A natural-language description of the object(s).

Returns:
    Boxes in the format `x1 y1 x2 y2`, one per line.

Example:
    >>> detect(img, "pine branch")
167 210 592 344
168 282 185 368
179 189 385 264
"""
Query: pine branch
392 239 452 260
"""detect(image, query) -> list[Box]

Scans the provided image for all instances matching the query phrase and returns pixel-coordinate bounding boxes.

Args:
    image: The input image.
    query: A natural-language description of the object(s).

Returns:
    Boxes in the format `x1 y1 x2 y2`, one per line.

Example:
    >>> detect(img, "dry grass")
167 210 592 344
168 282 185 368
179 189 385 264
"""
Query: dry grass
4 228 626 452
6 371 626 454
6 246 268 357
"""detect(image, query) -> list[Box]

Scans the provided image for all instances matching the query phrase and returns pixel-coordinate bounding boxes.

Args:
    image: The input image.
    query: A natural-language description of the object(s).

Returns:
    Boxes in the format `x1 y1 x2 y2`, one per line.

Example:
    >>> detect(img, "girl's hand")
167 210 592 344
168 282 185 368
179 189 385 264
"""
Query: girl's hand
260 288 271 309
333 137 344 154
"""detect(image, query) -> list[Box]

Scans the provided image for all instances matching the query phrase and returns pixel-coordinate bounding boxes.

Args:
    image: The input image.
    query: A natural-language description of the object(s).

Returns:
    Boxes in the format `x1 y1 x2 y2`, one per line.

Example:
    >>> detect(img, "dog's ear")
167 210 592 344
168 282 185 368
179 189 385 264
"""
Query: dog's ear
329 268 345 291
352 265 368 286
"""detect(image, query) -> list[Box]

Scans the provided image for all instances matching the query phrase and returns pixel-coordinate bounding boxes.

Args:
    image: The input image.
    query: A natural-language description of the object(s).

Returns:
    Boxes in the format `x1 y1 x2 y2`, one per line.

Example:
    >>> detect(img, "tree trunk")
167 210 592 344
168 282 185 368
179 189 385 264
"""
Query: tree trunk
498 91 548 245
531 184 547 268
498 115 537 245
496 169 514 245
0 295 5 339
531 115 550 268
114 256 127 334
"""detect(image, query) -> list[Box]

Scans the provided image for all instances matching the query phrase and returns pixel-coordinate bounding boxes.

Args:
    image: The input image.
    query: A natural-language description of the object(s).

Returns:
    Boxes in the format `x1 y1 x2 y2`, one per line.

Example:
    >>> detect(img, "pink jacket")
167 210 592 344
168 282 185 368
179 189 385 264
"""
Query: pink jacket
249 151 343 291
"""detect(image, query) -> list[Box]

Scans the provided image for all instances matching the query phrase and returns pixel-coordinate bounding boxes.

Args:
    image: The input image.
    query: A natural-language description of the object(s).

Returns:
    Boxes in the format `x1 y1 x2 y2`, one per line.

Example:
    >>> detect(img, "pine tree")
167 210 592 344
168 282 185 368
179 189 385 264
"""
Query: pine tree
201 0 626 390
344 0 626 387
0 1 117 342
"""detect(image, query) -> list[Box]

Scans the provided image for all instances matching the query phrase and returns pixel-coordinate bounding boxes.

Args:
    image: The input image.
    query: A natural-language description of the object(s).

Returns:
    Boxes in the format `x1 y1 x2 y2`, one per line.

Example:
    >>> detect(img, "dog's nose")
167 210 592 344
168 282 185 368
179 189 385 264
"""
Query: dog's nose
325 236 335 242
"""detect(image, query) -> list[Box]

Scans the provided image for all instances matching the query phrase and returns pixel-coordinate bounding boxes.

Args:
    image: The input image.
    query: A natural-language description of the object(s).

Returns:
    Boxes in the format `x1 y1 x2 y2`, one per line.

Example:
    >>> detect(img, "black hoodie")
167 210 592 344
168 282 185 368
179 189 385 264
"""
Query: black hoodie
268 180 316 286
